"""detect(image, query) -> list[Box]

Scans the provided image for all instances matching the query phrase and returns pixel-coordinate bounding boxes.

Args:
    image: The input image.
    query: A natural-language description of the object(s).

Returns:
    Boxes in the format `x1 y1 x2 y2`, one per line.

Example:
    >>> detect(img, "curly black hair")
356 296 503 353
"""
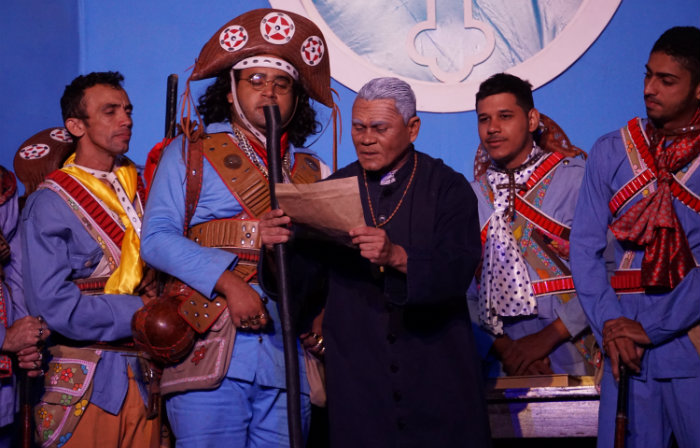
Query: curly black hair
197 71 320 147
61 71 125 122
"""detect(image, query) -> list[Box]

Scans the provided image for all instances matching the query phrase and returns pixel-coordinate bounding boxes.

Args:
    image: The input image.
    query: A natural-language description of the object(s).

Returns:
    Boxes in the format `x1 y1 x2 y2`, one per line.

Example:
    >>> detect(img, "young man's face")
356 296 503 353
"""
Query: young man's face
644 51 700 130
351 98 420 173
229 66 296 134
477 92 539 170
69 84 133 159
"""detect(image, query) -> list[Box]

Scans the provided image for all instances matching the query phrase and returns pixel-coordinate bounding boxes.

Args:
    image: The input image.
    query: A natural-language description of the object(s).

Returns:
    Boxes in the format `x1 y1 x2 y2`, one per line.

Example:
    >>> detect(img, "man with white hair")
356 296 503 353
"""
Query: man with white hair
261 77 490 447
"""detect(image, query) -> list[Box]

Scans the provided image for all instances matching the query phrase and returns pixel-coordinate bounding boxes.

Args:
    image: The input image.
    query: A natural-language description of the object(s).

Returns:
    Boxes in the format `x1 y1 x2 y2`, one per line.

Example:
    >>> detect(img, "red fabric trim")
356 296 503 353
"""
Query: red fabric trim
610 270 645 293
248 133 290 166
0 286 11 377
480 152 568 244
76 279 108 292
514 196 570 239
618 118 700 214
522 152 565 191
532 271 648 295
47 171 125 247
608 169 655 216
531 276 575 296
0 168 17 206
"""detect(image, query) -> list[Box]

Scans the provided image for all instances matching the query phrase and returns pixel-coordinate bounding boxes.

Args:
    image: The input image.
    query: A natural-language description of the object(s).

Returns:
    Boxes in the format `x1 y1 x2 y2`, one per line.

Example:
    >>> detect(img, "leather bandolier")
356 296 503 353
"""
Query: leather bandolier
610 118 700 354
33 166 151 448
478 152 597 371
158 132 322 395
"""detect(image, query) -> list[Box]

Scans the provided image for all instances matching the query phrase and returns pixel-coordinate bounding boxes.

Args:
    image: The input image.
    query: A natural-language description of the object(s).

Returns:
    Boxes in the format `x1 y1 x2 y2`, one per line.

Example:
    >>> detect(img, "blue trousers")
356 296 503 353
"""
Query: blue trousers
597 369 700 448
166 377 310 448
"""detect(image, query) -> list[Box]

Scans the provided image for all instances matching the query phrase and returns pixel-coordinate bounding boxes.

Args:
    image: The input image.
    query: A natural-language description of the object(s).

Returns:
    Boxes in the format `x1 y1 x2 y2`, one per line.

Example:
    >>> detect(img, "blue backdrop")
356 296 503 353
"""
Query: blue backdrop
2 0 699 193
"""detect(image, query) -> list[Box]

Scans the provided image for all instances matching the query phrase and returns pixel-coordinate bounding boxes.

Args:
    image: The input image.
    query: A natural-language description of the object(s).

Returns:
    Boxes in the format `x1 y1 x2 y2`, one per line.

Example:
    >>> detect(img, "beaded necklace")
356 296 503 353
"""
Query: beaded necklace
232 127 291 181
362 151 418 228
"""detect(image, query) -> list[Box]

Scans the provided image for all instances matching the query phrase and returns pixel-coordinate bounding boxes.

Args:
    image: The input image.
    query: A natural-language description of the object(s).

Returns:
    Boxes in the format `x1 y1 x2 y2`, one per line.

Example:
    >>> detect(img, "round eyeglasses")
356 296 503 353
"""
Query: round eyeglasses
242 73 293 94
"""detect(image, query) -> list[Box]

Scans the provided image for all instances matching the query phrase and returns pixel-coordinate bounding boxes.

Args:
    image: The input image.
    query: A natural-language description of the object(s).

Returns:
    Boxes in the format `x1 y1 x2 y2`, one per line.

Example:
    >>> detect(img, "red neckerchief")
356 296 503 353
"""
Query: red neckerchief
611 108 700 290
248 133 289 166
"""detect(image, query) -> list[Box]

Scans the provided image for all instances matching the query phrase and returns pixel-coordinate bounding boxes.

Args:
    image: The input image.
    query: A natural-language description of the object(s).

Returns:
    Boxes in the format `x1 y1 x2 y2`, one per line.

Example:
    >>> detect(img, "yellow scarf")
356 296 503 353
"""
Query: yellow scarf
61 154 143 295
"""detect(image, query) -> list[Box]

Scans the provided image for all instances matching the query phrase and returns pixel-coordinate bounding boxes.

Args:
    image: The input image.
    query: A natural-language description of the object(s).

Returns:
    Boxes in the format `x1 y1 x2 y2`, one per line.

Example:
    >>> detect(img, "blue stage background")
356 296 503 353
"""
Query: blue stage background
2 0 698 192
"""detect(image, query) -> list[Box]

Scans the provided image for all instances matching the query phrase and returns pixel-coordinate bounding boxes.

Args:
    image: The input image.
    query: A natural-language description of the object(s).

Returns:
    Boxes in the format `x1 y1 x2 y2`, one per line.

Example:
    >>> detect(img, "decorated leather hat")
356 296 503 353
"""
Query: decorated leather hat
190 8 333 108
14 127 75 197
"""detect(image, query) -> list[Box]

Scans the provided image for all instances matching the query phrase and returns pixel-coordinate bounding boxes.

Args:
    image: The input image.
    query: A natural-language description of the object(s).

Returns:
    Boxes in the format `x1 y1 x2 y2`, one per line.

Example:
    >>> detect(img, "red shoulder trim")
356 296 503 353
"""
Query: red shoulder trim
610 118 700 215
46 171 125 247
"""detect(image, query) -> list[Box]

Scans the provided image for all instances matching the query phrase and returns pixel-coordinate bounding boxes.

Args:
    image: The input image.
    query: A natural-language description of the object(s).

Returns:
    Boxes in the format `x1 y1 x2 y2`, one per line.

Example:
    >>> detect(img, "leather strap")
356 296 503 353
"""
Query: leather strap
188 219 261 250
184 137 204 233
176 133 323 333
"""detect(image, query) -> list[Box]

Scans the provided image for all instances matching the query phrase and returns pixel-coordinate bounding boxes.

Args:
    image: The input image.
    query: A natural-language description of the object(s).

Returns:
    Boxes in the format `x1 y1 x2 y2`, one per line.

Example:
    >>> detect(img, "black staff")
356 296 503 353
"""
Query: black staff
164 74 178 139
264 104 303 448
614 364 630 448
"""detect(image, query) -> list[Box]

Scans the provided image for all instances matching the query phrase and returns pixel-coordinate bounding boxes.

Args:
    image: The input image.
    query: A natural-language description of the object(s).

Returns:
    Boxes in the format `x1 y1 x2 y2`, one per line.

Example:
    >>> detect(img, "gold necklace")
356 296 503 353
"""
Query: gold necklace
232 127 291 181
362 151 418 228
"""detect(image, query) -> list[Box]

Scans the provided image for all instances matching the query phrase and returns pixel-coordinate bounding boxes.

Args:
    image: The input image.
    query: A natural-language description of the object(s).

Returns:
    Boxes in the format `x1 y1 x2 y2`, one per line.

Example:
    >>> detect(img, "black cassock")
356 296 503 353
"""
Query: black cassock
266 148 491 448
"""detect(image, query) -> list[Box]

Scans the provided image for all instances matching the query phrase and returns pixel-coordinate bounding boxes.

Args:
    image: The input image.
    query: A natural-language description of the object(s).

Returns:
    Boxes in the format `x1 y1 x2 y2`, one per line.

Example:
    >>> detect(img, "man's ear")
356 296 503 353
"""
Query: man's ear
65 118 85 138
527 107 540 133
407 116 421 143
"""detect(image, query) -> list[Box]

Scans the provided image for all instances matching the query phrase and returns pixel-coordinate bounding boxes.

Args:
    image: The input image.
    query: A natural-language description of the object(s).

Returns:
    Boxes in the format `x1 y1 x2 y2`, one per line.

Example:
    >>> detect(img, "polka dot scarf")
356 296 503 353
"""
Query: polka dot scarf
479 146 544 335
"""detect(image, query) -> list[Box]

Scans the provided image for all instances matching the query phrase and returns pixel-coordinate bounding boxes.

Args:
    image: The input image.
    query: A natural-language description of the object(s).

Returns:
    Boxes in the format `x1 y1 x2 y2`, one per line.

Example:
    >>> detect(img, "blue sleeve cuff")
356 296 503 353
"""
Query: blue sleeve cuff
556 296 589 338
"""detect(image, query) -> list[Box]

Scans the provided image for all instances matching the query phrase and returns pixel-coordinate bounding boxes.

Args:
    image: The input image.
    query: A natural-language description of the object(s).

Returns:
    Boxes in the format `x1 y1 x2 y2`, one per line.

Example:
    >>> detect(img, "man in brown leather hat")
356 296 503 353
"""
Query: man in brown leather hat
140 8 335 447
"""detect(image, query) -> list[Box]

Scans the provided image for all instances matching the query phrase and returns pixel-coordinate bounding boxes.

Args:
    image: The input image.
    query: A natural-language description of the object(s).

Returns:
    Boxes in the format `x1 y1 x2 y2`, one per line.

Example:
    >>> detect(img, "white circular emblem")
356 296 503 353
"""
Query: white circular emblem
271 0 621 112
219 25 248 52
300 36 325 66
260 12 295 45
20 144 50 160
49 128 73 143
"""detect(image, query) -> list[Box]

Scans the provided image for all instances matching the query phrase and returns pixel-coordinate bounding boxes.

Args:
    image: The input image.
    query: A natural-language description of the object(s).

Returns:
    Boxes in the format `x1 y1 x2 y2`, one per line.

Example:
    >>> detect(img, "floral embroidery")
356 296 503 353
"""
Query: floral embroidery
42 413 53 428
74 399 88 416
81 364 89 375
43 429 54 441
57 432 73 447
72 382 83 391
50 374 60 385
60 367 75 383
191 346 208 366
518 173 565 277
59 394 72 406
53 363 63 373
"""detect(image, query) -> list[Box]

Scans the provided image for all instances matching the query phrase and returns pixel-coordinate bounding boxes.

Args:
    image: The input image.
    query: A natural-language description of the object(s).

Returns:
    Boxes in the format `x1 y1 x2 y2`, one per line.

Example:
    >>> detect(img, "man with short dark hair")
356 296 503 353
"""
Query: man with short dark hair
260 77 490 448
571 26 700 447
21 71 157 448
468 73 593 377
